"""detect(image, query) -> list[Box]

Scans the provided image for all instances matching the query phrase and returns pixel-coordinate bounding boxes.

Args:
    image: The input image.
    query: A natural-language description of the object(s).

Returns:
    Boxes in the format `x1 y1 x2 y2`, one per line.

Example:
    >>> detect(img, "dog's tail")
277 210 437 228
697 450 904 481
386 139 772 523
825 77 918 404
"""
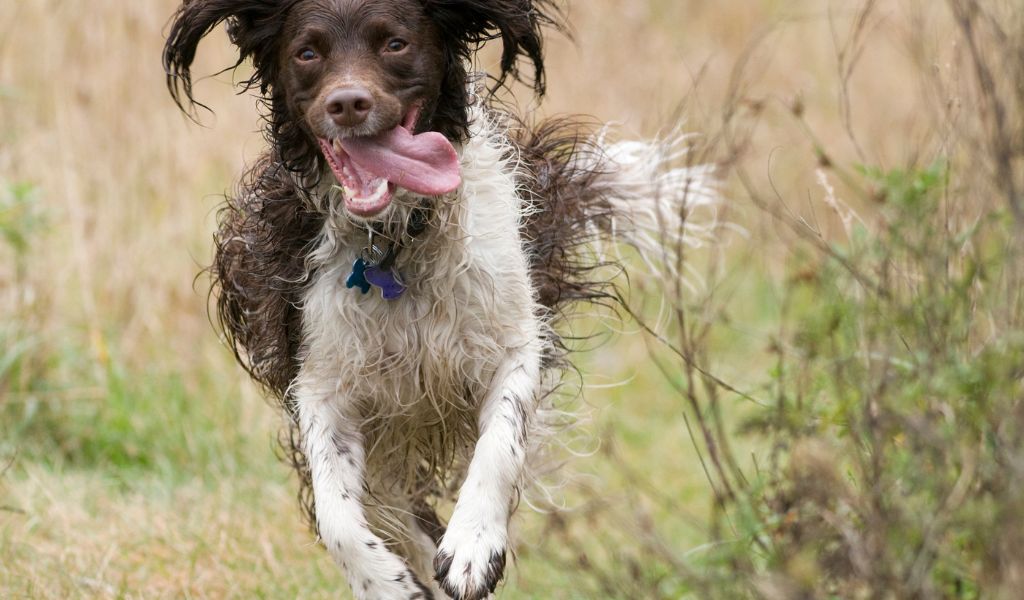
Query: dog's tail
513 117 719 510
516 117 719 329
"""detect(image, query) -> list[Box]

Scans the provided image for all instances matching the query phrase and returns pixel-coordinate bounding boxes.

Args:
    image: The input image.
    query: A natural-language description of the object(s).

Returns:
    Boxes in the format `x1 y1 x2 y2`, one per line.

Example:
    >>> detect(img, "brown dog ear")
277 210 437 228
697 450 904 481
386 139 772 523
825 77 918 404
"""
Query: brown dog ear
424 0 564 96
423 0 565 143
224 15 247 45
163 0 295 116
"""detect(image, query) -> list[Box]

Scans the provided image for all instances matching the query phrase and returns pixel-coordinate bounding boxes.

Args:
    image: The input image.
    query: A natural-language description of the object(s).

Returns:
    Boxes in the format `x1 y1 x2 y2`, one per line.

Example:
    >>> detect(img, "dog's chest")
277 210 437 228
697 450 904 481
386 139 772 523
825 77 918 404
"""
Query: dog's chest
302 229 534 421
298 127 538 417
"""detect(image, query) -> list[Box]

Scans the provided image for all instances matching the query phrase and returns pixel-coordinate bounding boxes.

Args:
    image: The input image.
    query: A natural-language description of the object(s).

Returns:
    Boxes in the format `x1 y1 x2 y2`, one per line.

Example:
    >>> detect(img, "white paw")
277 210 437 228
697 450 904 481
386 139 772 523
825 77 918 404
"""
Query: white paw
433 519 507 600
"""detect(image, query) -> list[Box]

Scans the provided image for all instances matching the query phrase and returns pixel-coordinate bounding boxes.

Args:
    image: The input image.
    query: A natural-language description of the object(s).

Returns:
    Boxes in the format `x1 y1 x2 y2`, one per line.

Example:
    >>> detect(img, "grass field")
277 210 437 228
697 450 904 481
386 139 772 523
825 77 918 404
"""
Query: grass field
2 0 1021 598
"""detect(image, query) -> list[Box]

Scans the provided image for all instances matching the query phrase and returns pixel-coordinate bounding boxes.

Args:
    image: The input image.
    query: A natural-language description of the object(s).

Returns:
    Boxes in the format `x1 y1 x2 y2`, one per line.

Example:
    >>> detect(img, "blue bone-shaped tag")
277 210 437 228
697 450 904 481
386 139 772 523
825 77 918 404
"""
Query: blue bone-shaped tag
365 266 407 300
346 259 372 294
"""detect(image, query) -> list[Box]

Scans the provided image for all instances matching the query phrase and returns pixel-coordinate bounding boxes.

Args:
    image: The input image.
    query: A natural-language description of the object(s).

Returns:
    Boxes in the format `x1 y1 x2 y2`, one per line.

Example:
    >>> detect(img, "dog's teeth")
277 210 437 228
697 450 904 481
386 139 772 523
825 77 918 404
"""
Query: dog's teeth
370 179 388 196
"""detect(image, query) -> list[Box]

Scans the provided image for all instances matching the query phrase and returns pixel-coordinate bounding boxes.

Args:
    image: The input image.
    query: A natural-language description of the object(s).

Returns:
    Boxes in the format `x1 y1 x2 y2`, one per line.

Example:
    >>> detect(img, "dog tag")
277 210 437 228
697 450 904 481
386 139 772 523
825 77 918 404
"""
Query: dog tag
365 266 406 300
346 258 372 294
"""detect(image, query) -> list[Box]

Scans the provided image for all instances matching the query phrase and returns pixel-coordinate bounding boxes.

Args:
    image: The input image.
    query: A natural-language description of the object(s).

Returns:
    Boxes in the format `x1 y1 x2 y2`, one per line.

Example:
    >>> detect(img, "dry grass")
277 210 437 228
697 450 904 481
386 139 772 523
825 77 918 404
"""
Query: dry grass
1 0 1008 598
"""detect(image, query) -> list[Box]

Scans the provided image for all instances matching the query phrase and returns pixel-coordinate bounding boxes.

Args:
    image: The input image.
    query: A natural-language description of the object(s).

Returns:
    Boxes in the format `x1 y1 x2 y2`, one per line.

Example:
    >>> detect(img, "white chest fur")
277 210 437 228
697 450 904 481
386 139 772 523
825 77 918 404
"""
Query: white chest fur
290 119 545 599
295 121 542 485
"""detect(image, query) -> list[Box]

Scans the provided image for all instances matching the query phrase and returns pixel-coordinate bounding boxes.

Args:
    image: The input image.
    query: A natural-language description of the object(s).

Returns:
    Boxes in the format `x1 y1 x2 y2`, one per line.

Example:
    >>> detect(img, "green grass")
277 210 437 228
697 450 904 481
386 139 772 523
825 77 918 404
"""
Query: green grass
0 320 736 599
0 183 744 595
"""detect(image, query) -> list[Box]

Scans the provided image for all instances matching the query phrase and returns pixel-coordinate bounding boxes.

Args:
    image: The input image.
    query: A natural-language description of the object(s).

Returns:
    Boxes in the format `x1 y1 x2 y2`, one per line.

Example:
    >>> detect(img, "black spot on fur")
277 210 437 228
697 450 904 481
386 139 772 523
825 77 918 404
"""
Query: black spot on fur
502 391 530 447
434 547 507 600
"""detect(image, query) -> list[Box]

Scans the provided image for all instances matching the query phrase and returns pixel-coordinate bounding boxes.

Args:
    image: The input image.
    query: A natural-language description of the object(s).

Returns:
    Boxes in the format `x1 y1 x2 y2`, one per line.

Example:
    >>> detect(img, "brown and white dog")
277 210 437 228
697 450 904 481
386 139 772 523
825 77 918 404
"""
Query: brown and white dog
163 1 715 598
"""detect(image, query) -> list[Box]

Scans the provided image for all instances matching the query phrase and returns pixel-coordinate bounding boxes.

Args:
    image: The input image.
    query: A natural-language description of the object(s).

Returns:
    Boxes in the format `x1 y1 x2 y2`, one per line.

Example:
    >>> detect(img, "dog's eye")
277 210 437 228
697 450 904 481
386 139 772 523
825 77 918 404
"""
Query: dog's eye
297 48 318 62
384 38 408 53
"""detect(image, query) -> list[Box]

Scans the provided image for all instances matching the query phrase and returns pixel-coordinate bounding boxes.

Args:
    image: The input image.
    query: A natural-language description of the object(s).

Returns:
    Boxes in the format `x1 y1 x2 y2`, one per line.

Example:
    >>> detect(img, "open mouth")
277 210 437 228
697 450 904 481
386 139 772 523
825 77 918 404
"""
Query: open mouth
318 107 463 219
319 138 396 218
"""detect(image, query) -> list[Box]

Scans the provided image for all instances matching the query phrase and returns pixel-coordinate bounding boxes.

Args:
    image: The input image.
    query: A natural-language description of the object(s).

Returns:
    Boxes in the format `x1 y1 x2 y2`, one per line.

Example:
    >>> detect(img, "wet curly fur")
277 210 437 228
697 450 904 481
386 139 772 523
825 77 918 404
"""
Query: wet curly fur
164 1 715 598
209 112 658 531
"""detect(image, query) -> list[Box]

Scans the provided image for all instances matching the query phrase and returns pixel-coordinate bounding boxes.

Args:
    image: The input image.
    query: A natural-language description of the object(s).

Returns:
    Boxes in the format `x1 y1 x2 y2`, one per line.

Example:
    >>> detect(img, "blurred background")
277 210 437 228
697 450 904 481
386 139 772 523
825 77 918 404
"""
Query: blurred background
3 0 1023 598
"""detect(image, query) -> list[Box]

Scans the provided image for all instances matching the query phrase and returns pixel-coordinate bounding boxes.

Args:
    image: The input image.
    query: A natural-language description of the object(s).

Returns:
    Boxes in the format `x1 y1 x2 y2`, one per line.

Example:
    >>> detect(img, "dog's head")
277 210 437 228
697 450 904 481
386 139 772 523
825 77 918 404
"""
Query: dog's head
164 0 559 218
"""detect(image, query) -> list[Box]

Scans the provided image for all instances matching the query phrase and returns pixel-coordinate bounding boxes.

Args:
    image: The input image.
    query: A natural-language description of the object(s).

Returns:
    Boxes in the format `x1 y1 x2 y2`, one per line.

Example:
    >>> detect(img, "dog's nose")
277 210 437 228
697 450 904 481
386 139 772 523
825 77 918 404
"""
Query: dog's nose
326 88 374 127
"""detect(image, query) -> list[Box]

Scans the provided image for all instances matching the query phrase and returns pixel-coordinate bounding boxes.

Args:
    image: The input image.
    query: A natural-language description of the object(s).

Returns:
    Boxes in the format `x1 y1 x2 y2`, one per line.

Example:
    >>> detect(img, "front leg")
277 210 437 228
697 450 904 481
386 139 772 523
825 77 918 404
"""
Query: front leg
298 382 434 600
434 345 541 600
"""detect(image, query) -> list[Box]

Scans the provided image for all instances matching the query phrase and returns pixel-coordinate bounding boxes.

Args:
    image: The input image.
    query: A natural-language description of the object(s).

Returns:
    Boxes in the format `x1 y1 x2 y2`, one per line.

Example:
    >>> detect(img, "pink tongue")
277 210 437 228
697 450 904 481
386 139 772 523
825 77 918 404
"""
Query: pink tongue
339 127 461 196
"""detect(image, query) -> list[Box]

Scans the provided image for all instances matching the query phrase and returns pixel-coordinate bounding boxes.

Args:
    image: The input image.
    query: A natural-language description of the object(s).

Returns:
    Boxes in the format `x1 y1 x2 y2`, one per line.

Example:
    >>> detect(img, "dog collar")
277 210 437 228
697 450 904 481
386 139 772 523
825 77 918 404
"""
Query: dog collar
346 205 431 301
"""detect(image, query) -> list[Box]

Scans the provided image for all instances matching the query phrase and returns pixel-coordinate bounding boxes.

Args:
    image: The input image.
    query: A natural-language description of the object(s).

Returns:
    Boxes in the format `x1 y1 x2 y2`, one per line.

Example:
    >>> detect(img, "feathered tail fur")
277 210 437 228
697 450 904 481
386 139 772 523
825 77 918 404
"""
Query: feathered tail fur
508 116 718 510
514 116 718 354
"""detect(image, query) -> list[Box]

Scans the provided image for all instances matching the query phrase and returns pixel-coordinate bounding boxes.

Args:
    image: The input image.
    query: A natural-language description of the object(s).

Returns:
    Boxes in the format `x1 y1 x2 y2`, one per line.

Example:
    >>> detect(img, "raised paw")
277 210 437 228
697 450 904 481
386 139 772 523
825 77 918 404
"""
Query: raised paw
433 537 506 600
